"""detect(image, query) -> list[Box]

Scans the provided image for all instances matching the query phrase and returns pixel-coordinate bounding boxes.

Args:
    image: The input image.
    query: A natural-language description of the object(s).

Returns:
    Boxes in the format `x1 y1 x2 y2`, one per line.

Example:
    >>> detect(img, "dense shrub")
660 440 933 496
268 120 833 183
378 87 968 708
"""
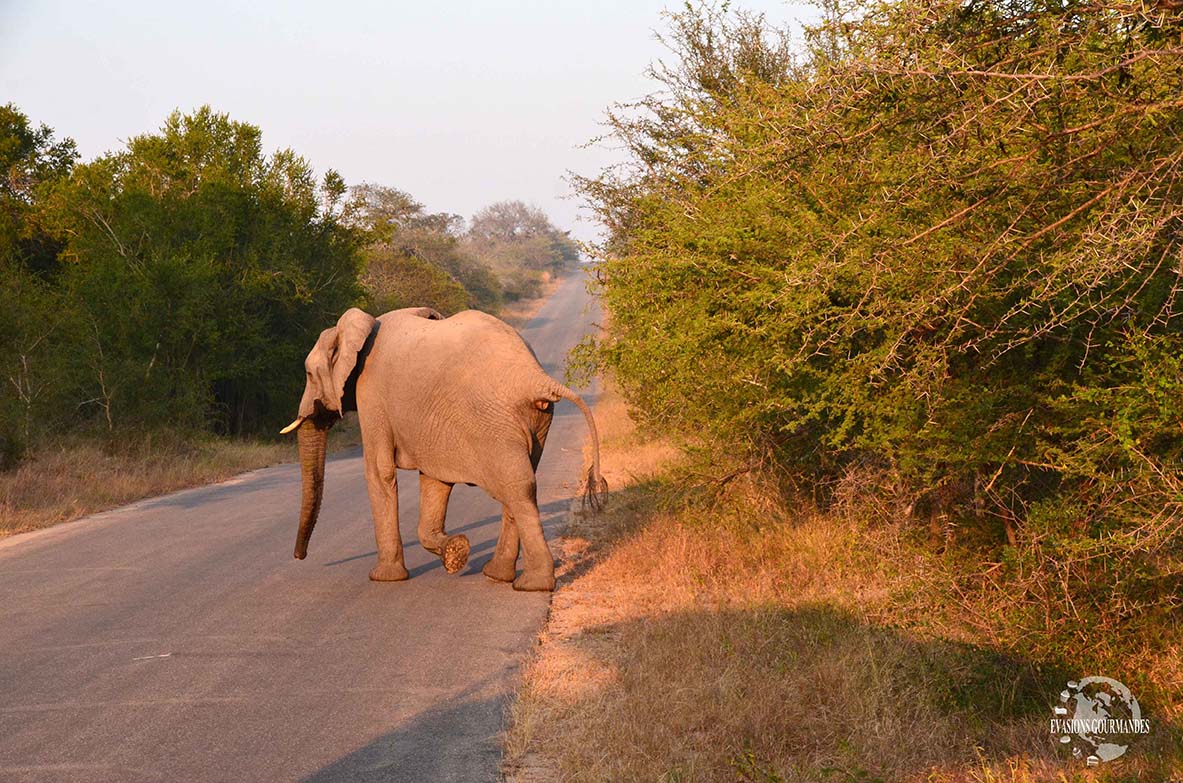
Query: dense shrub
362 249 471 315
1 104 79 459
6 106 361 437
346 184 503 313
579 0 1183 675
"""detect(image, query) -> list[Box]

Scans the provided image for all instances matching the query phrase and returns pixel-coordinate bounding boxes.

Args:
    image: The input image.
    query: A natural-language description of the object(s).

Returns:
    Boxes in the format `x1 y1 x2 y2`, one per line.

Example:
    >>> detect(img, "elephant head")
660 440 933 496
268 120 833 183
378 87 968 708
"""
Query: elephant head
282 306 444 561
282 307 377 560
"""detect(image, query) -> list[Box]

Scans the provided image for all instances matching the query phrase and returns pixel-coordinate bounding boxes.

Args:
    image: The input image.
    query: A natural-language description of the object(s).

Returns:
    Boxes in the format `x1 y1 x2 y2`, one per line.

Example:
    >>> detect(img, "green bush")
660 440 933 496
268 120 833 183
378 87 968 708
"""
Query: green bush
31 107 361 436
499 267 545 302
0 105 79 454
579 0 1183 681
346 184 503 313
362 249 471 316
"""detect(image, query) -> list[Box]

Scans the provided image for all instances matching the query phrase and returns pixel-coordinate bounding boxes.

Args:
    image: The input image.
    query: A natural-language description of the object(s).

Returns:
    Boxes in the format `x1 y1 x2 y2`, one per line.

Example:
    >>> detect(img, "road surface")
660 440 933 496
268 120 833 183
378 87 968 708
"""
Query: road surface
0 274 601 783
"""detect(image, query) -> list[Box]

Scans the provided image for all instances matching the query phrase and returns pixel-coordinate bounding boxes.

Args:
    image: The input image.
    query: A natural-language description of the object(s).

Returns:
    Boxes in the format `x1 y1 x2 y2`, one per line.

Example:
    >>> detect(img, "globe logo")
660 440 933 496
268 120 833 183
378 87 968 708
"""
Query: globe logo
1050 676 1150 765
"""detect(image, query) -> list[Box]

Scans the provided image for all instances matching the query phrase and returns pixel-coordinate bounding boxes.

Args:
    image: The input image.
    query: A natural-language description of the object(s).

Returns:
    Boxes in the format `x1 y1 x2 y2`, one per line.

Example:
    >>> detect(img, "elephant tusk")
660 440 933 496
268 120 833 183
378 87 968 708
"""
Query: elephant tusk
279 417 304 435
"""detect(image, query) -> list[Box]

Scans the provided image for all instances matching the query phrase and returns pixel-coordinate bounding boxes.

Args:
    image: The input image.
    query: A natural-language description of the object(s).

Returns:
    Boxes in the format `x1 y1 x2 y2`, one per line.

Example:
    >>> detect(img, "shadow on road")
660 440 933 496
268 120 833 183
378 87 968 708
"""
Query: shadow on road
302 686 505 783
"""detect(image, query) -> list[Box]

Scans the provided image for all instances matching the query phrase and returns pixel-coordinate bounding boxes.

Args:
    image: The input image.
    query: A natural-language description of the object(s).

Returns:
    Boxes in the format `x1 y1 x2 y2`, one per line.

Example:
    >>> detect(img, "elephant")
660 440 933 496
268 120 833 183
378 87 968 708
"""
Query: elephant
280 305 606 592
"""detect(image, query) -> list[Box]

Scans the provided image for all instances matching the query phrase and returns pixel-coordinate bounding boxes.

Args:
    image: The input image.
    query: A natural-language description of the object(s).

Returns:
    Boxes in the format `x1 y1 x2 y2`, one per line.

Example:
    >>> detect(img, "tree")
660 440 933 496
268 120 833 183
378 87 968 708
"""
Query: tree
0 103 78 276
343 183 426 242
0 105 78 464
466 200 581 276
578 0 1183 669
346 183 502 312
467 201 553 244
41 106 361 434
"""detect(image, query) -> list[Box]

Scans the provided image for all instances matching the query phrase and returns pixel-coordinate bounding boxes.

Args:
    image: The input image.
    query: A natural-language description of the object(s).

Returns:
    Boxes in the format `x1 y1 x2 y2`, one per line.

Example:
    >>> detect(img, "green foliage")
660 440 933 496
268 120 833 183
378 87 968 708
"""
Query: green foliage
580 0 1183 677
346 187 579 312
346 183 502 312
362 248 471 315
0 262 59 466
29 106 360 435
0 105 79 464
0 103 77 276
464 199 582 299
498 267 545 302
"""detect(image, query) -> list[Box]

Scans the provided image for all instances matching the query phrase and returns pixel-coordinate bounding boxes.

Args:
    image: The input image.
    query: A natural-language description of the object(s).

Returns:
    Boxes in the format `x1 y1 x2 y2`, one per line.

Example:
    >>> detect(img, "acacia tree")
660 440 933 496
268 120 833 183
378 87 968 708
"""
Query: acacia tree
580 0 1183 667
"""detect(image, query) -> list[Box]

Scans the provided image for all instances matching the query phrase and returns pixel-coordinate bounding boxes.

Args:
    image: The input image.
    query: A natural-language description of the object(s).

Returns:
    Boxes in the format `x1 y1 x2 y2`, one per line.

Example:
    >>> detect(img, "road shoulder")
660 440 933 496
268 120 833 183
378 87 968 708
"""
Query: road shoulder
501 381 1181 780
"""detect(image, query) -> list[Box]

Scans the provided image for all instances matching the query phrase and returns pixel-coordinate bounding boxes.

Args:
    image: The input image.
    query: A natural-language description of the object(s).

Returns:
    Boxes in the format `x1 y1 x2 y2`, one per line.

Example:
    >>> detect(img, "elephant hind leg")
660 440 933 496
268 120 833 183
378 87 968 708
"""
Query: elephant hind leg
482 505 519 583
486 421 547 584
418 473 468 574
502 477 554 592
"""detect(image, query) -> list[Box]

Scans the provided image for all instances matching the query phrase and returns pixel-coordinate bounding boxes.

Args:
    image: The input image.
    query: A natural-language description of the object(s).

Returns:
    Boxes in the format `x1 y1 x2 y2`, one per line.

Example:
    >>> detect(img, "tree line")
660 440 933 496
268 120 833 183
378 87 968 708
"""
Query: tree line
578 0 1183 683
0 105 579 463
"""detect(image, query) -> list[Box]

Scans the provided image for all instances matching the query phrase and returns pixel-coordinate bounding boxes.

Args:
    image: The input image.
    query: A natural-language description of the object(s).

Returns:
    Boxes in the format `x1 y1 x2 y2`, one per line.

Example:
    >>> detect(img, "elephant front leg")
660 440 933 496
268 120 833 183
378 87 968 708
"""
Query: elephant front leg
418 474 469 574
482 505 520 583
365 448 408 582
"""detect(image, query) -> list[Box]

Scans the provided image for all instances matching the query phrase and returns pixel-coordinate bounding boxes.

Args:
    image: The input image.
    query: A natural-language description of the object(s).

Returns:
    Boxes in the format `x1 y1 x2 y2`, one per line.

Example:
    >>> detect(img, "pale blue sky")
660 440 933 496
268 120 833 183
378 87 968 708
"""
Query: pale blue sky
0 0 819 241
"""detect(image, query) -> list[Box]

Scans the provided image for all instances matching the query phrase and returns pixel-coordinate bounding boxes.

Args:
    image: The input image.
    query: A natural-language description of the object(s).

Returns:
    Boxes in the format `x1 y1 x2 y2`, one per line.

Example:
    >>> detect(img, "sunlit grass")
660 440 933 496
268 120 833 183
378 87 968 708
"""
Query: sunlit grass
504 383 1183 782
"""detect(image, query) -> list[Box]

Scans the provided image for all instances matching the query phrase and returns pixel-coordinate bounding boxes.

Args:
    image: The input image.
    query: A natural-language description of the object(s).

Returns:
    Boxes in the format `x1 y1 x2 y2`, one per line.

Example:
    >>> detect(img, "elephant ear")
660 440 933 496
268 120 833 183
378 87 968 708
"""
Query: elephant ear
299 308 377 418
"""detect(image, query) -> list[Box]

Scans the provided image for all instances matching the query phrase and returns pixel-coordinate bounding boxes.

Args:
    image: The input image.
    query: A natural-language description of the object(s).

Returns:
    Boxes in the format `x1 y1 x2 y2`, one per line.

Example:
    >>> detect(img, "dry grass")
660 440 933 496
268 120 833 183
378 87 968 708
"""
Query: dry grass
0 418 360 538
499 272 565 328
504 382 1182 782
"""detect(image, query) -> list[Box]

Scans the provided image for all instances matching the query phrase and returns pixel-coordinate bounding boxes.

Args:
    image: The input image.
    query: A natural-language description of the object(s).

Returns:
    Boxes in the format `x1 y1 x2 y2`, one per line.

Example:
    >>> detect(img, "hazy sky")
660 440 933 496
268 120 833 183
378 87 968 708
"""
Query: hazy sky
1 0 820 242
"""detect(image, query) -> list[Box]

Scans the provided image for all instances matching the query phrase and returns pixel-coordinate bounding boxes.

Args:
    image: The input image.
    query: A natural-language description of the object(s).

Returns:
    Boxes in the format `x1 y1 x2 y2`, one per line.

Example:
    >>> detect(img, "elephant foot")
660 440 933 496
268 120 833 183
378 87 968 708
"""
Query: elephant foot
512 570 556 592
369 561 409 582
482 557 517 583
441 534 470 574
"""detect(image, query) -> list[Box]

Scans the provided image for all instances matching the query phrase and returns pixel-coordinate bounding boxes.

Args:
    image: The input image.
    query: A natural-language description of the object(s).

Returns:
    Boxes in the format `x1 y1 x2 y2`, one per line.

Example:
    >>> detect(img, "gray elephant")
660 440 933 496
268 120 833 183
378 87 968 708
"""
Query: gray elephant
280 306 605 591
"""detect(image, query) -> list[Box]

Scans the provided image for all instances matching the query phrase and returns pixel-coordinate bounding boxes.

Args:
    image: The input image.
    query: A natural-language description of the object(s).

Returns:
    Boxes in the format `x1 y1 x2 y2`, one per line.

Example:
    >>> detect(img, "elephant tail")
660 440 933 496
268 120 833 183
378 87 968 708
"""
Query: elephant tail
547 382 608 512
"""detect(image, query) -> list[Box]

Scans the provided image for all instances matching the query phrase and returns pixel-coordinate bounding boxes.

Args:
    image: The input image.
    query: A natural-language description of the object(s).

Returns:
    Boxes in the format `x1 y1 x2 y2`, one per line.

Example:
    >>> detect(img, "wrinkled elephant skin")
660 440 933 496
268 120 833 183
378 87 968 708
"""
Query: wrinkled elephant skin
285 307 605 592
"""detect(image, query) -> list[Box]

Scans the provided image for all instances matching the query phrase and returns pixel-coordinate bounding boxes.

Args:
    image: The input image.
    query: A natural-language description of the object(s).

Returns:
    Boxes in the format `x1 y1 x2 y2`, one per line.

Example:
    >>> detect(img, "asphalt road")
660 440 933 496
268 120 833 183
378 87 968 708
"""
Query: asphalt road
0 274 601 783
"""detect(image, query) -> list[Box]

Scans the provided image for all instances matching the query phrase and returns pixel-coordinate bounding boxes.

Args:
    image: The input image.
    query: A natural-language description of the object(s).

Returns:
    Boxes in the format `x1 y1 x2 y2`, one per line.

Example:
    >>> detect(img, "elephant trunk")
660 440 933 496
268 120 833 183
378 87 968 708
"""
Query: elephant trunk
294 417 329 559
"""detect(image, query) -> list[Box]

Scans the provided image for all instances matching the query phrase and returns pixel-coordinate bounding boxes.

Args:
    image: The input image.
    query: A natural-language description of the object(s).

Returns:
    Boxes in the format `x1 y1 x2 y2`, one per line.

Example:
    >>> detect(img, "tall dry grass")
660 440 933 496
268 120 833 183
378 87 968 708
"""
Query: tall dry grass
0 420 360 537
504 384 1182 782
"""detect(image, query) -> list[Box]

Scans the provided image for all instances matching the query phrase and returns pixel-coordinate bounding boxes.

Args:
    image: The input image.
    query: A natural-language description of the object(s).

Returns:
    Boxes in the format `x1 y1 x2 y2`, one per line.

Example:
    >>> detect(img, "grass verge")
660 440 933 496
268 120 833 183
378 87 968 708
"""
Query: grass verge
504 383 1182 782
0 422 359 538
499 273 565 328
